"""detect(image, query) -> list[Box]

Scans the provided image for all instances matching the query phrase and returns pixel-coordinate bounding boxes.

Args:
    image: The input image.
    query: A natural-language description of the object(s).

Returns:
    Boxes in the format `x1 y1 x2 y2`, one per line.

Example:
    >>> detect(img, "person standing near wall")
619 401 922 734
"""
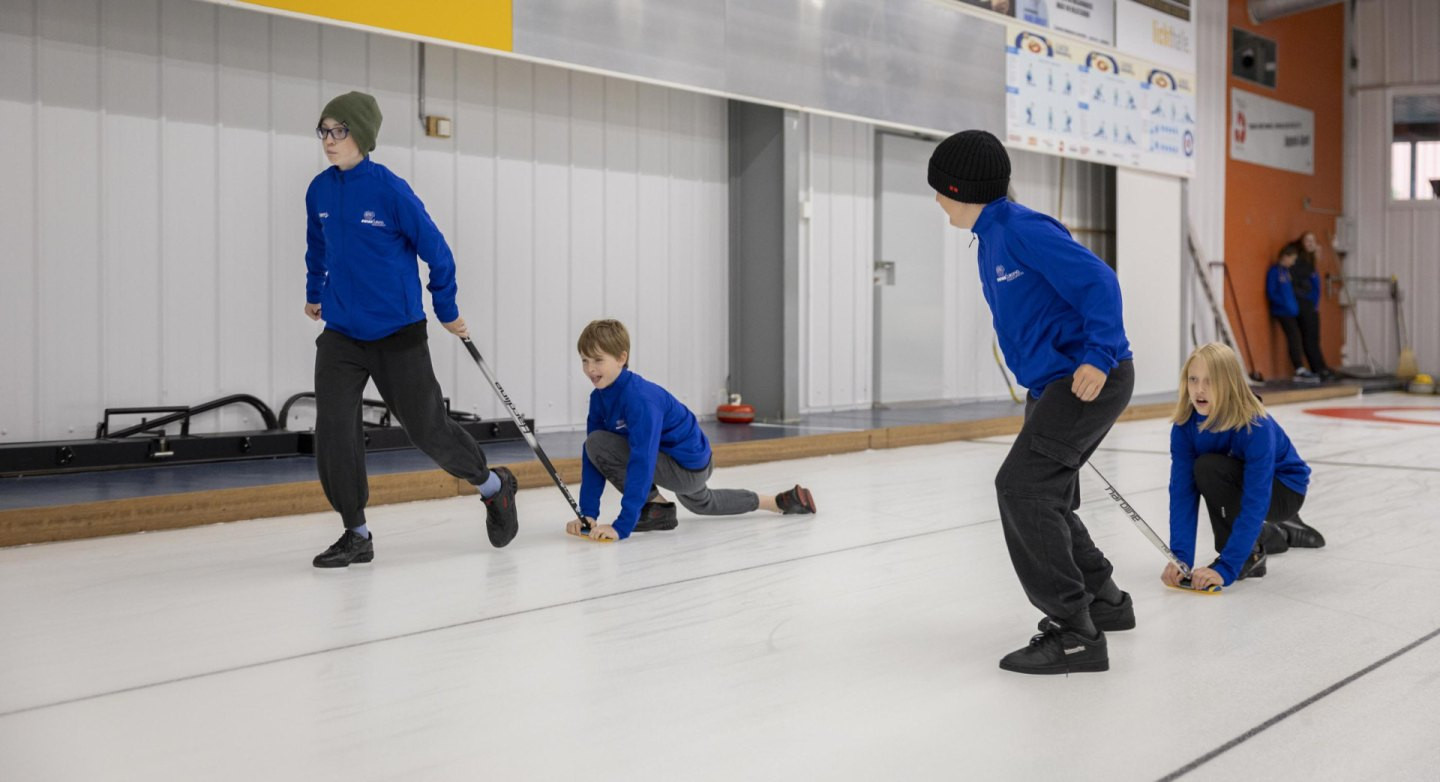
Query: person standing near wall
1291 232 1335 381
929 130 1135 675
304 91 520 568
1267 242 1324 382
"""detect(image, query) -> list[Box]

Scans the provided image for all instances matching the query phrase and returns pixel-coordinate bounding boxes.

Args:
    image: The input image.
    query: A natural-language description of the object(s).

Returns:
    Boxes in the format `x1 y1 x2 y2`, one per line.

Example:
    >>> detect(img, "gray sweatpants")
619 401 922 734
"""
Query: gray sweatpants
584 431 759 515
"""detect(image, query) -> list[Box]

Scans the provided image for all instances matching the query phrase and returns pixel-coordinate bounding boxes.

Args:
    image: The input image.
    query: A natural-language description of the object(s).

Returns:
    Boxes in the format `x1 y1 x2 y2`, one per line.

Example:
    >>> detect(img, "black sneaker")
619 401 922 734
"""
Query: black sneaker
1237 547 1268 580
1261 521 1291 555
1277 515 1325 548
313 529 374 568
1000 619 1108 675
776 485 816 515
634 501 678 532
481 467 519 548
1089 591 1135 632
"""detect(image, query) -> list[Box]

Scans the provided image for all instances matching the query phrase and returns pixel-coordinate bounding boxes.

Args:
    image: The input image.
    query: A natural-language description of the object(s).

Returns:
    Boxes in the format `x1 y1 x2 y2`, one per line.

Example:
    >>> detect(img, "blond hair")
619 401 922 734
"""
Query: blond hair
577 319 630 362
1171 342 1266 432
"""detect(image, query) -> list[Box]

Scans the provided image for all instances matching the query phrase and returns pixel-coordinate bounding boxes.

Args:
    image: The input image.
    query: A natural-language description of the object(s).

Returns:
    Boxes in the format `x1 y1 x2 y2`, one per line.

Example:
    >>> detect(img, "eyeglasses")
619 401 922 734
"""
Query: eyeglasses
316 124 350 141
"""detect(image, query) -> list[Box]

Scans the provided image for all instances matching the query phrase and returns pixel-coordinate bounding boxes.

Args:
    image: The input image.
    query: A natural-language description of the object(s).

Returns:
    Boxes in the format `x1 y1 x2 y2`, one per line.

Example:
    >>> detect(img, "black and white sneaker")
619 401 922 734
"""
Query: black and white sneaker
776 485 817 515
313 529 374 568
1277 514 1325 548
1000 619 1108 675
634 501 678 532
481 467 519 548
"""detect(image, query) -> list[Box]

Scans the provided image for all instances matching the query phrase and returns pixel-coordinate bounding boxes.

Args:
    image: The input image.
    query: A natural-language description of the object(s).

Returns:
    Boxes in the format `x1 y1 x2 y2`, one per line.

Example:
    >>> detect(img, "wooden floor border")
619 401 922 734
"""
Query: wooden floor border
0 385 1356 548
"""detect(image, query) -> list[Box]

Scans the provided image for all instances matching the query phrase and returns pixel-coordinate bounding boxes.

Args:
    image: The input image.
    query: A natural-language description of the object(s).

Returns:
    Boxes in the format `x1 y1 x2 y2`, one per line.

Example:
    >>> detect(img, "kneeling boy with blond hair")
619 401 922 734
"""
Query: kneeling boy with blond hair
567 319 816 541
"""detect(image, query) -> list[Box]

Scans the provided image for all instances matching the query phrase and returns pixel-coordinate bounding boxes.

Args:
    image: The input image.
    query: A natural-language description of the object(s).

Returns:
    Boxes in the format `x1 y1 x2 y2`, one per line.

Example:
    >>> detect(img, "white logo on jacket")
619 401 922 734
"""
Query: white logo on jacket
360 210 387 228
995 264 1025 283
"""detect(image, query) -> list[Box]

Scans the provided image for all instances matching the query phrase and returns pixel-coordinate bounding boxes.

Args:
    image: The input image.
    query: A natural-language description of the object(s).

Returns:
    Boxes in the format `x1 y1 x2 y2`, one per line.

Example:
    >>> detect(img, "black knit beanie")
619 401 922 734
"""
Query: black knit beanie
320 91 382 154
928 130 1010 204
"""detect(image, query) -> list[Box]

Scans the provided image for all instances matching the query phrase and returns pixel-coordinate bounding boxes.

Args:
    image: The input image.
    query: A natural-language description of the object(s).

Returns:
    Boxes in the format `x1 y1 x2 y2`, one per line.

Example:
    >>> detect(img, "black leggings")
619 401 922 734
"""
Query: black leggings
1284 299 1324 374
1193 453 1304 553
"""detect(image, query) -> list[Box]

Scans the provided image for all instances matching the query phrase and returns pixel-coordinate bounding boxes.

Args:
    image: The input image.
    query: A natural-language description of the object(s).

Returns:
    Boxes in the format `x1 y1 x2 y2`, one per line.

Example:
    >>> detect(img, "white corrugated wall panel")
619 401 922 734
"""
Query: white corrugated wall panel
0 1 730 442
801 115 875 414
802 130 1116 412
216 6 273 431
0 0 38 442
37 0 103 439
1348 0 1440 378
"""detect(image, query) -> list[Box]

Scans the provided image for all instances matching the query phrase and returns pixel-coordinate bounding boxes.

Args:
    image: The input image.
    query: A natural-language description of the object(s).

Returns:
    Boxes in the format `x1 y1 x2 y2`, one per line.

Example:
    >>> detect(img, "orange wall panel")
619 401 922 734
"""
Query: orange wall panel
1224 0 1344 379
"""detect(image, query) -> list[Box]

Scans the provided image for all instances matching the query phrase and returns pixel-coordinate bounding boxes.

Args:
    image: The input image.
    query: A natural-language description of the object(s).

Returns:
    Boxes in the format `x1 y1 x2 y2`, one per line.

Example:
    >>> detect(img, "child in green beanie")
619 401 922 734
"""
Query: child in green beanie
305 91 521 568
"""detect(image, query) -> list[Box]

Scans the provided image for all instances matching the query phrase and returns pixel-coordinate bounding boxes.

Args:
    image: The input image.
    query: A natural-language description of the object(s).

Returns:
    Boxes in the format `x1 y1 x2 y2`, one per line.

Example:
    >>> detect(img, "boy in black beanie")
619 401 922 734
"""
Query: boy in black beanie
930 130 1135 675
305 91 520 567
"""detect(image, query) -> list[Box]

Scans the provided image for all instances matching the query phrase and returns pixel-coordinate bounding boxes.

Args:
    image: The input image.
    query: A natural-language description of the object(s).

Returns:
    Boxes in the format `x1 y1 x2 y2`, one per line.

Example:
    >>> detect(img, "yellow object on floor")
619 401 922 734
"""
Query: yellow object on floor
1166 581 1223 595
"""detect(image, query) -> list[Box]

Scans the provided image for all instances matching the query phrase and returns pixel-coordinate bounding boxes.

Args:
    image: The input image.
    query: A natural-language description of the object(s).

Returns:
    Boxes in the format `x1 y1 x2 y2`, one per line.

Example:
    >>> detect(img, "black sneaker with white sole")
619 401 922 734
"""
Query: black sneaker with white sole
313 529 374 568
482 467 519 548
1000 619 1108 675
634 501 678 532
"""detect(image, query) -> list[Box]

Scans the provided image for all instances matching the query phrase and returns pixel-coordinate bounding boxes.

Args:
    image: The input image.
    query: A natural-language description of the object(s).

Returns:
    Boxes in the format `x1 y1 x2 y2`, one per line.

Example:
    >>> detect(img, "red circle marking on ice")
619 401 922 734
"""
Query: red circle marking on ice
1303 406 1440 427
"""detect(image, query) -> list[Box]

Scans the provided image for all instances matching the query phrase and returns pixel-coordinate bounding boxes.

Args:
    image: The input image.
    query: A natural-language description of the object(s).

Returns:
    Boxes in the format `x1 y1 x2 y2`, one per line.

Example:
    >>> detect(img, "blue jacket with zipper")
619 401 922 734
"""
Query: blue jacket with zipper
305 157 459 341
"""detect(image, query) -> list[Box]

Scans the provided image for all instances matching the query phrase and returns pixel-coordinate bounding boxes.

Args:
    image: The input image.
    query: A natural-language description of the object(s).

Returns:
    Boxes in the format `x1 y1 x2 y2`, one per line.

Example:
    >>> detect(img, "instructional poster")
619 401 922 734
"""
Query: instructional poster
1017 0 1115 47
1005 24 1195 177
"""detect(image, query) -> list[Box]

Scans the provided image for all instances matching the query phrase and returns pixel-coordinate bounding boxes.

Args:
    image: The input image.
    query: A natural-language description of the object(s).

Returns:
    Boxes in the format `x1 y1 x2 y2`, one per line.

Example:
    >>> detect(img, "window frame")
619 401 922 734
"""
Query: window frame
1387 86 1440 208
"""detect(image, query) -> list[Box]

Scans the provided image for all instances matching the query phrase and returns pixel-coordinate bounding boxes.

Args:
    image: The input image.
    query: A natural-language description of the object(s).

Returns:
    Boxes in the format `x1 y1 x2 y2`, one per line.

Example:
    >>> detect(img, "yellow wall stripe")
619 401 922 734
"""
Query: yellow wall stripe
239 0 512 52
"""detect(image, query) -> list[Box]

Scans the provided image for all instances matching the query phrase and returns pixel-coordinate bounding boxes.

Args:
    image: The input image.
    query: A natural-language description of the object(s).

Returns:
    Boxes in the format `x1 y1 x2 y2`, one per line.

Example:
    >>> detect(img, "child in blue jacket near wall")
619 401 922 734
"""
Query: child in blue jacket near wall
304 92 519 568
565 320 815 541
1266 242 1325 382
930 130 1133 675
1164 343 1326 591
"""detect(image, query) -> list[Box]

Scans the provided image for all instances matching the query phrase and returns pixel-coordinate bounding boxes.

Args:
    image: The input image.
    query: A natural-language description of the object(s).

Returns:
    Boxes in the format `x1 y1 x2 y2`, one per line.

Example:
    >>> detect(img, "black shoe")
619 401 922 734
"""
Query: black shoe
1261 521 1291 554
1090 591 1135 632
481 467 519 548
776 485 816 515
1277 515 1325 548
634 501 678 532
313 529 374 568
1237 547 1268 580
1000 620 1108 675
1039 595 1134 633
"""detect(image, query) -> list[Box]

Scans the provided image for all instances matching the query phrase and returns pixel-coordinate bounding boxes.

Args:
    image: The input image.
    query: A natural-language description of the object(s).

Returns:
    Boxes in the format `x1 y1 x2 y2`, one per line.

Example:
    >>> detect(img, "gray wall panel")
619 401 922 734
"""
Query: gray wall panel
884 0 1005 133
514 0 726 92
515 0 1006 136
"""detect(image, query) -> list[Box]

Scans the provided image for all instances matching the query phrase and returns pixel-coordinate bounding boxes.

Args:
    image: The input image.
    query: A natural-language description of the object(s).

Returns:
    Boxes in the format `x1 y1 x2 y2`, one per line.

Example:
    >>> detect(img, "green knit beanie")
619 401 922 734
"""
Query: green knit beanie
319 91 382 154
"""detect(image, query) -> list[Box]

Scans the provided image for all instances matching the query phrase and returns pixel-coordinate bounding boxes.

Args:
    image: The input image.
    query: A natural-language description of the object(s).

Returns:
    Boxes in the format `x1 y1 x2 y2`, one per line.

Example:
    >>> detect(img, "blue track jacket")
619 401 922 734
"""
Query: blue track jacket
305 157 459 341
1266 265 1318 318
580 369 711 539
971 198 1131 395
1169 413 1310 584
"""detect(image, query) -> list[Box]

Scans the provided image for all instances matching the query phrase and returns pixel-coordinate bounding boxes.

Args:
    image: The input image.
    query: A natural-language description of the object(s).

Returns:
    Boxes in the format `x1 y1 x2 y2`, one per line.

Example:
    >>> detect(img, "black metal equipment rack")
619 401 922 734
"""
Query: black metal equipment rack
0 393 531 477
